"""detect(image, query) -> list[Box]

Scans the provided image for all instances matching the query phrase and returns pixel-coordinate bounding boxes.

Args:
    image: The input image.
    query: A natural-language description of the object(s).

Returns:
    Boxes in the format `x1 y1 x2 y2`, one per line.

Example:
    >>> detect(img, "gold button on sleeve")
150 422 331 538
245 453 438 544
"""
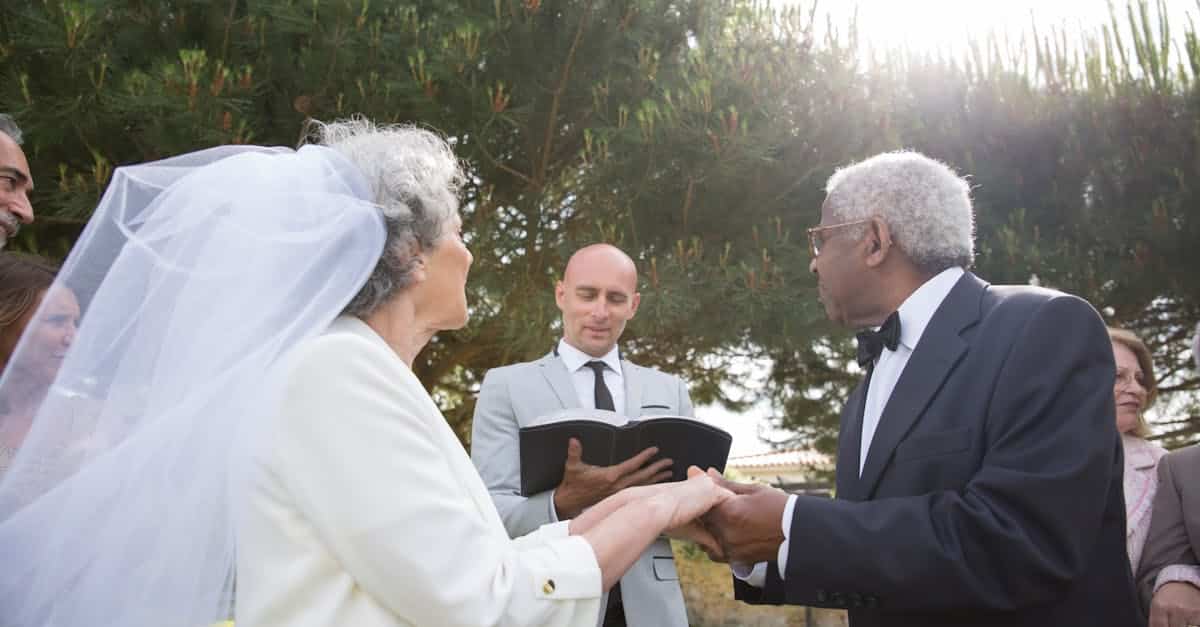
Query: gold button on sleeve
542 579 556 594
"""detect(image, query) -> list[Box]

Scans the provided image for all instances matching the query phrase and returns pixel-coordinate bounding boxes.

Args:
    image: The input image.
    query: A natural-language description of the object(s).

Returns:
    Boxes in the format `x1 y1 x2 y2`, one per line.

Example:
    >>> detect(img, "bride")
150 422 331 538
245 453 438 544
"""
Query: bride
0 119 729 627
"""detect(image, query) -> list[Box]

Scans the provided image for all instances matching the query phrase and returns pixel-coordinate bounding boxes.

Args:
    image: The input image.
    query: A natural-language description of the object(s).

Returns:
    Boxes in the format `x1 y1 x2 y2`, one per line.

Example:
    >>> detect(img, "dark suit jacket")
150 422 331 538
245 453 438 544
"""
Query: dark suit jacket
735 272 1143 627
1135 444 1200 612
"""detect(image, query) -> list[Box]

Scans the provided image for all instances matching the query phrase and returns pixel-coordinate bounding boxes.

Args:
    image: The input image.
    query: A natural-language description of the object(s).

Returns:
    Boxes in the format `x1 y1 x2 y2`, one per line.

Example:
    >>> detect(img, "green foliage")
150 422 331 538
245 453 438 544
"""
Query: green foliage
1 0 1196 452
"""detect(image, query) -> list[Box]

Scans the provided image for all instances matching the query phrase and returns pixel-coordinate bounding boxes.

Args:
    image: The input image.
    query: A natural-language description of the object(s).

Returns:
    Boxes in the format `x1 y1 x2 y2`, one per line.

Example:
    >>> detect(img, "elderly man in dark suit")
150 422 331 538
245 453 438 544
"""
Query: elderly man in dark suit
1135 322 1200 627
702 151 1142 627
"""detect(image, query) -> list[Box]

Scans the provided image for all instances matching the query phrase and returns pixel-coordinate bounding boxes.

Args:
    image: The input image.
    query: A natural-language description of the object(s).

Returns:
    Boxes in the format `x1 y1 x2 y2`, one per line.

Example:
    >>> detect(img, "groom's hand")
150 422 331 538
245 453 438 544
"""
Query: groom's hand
702 471 789 564
553 438 673 519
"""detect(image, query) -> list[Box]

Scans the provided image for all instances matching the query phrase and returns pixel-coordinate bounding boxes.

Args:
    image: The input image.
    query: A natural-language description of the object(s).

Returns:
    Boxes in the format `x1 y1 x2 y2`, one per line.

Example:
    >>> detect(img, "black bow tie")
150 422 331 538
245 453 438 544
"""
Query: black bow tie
856 312 901 368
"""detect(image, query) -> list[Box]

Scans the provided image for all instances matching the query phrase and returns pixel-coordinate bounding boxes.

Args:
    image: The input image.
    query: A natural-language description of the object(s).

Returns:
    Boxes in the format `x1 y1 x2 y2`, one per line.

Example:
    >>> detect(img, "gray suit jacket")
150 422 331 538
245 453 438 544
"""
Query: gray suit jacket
470 351 694 627
1136 444 1200 612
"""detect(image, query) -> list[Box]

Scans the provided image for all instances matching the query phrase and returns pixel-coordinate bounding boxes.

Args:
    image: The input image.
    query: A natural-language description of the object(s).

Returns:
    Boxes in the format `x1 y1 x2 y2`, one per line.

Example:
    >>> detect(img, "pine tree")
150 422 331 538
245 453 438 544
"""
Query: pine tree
1 0 1196 452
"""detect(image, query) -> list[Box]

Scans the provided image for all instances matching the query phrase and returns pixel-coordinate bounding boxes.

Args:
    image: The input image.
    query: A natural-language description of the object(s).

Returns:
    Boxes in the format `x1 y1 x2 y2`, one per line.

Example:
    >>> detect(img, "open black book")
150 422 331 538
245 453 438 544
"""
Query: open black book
518 411 732 496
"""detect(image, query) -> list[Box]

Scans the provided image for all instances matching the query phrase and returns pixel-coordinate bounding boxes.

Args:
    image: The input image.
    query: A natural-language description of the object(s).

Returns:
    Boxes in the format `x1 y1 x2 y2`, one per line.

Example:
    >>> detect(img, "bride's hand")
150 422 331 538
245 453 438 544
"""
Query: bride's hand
666 519 726 561
652 466 733 530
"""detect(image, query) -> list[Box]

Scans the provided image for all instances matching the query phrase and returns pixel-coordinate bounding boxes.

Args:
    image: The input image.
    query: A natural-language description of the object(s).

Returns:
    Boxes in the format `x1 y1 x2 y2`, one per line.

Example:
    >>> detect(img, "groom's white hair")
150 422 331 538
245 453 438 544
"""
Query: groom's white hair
824 150 975 274
311 117 465 317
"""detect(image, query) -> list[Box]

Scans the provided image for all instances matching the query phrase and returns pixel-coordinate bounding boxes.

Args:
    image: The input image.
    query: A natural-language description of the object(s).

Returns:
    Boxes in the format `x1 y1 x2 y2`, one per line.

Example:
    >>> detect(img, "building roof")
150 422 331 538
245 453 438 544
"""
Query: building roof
727 448 831 470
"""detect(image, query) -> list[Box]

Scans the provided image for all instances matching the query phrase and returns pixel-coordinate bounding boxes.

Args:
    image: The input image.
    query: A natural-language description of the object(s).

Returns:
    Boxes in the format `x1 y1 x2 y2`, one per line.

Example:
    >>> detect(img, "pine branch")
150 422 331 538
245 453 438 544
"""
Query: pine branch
536 0 594 187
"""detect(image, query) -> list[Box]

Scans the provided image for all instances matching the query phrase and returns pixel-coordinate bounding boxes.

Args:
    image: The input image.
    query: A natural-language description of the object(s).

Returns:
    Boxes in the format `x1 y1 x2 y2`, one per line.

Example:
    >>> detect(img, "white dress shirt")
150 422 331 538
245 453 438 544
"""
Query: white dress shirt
557 339 625 413
736 267 965 587
859 266 964 474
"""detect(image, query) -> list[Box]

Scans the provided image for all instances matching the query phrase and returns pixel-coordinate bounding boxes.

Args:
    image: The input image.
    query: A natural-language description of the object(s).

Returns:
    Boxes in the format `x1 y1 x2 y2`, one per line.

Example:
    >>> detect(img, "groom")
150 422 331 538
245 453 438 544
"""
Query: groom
703 151 1143 626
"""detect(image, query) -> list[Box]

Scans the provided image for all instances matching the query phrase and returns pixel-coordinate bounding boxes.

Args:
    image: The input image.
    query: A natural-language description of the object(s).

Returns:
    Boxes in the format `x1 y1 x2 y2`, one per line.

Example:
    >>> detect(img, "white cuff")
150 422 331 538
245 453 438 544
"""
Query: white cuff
529 535 603 600
732 561 768 588
1154 564 1200 594
776 494 797 577
512 520 572 552
547 488 561 522
729 493 797 589
538 520 571 539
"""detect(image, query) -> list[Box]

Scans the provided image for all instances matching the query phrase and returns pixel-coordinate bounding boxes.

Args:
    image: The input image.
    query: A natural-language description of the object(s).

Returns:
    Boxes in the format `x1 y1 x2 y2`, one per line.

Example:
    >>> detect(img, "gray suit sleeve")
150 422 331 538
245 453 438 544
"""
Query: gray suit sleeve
676 374 694 417
471 368 559 538
1135 450 1199 610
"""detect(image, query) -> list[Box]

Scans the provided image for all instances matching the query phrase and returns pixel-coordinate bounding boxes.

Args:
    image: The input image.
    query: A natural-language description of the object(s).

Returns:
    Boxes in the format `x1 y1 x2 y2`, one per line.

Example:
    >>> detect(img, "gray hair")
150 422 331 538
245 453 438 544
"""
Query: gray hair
310 118 465 317
0 114 23 145
824 151 974 274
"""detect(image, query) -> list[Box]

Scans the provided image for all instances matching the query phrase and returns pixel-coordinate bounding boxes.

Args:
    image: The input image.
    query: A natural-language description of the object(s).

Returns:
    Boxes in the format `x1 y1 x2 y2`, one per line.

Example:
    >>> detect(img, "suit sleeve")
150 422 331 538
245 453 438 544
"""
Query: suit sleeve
274 337 601 627
781 294 1120 612
471 368 561 537
733 561 788 605
1136 450 1200 610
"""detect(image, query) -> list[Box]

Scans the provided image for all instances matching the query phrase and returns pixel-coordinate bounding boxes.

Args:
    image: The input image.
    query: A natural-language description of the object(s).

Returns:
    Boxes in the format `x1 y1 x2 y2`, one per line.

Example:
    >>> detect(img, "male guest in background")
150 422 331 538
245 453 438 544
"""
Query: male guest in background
472 244 693 627
0 114 35 250
703 151 1142 626
1136 321 1200 627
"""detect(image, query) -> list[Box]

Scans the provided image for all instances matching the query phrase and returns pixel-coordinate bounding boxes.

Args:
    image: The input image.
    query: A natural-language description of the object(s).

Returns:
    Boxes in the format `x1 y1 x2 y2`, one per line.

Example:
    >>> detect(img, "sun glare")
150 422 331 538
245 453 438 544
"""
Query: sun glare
778 0 1195 58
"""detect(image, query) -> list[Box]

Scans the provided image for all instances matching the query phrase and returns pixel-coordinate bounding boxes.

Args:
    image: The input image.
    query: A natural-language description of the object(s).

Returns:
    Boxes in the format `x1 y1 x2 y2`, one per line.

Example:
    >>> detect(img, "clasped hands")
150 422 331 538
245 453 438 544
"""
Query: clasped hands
654 468 792 566
554 438 791 563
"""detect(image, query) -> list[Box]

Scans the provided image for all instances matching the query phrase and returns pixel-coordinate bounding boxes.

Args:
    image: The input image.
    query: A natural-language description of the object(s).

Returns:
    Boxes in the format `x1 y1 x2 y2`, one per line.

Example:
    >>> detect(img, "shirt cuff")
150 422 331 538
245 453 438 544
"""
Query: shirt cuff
777 494 797 577
547 488 560 523
731 561 768 588
1154 564 1200 594
729 493 797 589
530 535 603 600
538 520 571 539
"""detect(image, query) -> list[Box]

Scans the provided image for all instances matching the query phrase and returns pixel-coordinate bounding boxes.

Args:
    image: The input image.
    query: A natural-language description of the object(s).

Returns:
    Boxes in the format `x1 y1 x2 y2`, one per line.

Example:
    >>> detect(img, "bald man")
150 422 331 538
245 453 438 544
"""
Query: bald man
0 115 34 250
471 244 693 627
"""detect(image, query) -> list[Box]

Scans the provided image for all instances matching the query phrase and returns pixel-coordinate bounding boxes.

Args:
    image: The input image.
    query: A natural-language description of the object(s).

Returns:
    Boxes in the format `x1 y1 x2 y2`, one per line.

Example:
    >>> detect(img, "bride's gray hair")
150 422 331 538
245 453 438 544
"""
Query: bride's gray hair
310 118 465 317
824 151 974 274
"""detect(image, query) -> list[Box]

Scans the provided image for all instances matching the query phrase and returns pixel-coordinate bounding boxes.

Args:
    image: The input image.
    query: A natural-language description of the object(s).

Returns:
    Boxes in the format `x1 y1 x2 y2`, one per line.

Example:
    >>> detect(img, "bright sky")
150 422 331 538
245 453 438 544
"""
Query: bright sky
707 0 1198 457
780 0 1195 58
694 357 795 457
701 398 790 457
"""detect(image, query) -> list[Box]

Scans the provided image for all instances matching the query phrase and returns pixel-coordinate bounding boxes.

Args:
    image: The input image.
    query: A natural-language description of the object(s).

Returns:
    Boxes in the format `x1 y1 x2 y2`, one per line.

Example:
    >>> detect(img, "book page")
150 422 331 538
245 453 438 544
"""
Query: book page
525 407 631 428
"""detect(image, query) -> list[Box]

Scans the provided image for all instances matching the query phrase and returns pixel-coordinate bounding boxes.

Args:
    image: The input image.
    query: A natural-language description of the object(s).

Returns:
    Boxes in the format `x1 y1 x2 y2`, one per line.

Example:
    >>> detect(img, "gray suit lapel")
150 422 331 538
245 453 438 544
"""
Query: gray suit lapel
537 352 581 410
621 360 644 417
858 273 984 499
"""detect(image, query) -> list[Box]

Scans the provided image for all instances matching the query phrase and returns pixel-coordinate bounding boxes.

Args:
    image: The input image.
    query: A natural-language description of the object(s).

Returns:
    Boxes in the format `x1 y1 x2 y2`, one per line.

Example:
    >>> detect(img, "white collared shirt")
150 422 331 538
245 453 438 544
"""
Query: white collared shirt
736 266 965 587
859 266 964 475
556 339 625 414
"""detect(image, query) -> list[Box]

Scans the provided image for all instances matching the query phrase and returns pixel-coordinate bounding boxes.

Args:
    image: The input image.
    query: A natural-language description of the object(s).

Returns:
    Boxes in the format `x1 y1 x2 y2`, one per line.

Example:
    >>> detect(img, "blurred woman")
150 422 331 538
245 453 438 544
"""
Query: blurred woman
1110 327 1168 574
0 253 78 475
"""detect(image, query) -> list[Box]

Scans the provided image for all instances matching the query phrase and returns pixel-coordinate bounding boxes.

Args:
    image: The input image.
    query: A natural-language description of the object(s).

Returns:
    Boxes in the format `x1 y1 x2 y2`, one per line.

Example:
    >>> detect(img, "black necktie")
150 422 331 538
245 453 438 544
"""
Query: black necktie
584 359 623 624
584 361 616 411
856 311 901 369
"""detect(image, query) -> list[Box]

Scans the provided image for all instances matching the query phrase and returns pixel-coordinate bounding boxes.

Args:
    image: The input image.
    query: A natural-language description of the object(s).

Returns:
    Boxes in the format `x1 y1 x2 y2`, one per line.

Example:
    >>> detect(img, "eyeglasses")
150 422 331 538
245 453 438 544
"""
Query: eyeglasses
1114 369 1146 390
806 218 872 257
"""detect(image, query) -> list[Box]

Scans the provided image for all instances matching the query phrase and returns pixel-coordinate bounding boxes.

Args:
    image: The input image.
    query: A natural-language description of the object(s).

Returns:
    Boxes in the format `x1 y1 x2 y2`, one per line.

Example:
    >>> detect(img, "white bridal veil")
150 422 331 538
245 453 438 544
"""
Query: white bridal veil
0 144 386 625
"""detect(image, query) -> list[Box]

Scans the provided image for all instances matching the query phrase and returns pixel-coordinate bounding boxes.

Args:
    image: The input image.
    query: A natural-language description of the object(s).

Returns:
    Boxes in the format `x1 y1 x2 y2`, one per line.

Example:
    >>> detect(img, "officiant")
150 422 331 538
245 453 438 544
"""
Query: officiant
471 243 694 627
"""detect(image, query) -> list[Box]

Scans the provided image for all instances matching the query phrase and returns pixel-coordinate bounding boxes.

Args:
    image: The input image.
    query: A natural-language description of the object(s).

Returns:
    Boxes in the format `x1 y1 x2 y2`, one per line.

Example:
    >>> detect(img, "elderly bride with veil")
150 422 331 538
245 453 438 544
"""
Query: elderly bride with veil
0 118 730 627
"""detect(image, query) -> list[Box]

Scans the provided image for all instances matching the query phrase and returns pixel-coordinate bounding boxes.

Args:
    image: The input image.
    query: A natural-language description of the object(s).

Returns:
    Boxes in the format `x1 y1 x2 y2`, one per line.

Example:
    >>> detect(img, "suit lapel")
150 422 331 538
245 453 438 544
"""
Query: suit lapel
622 360 643 417
537 352 581 410
836 375 871 501
857 273 984 499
